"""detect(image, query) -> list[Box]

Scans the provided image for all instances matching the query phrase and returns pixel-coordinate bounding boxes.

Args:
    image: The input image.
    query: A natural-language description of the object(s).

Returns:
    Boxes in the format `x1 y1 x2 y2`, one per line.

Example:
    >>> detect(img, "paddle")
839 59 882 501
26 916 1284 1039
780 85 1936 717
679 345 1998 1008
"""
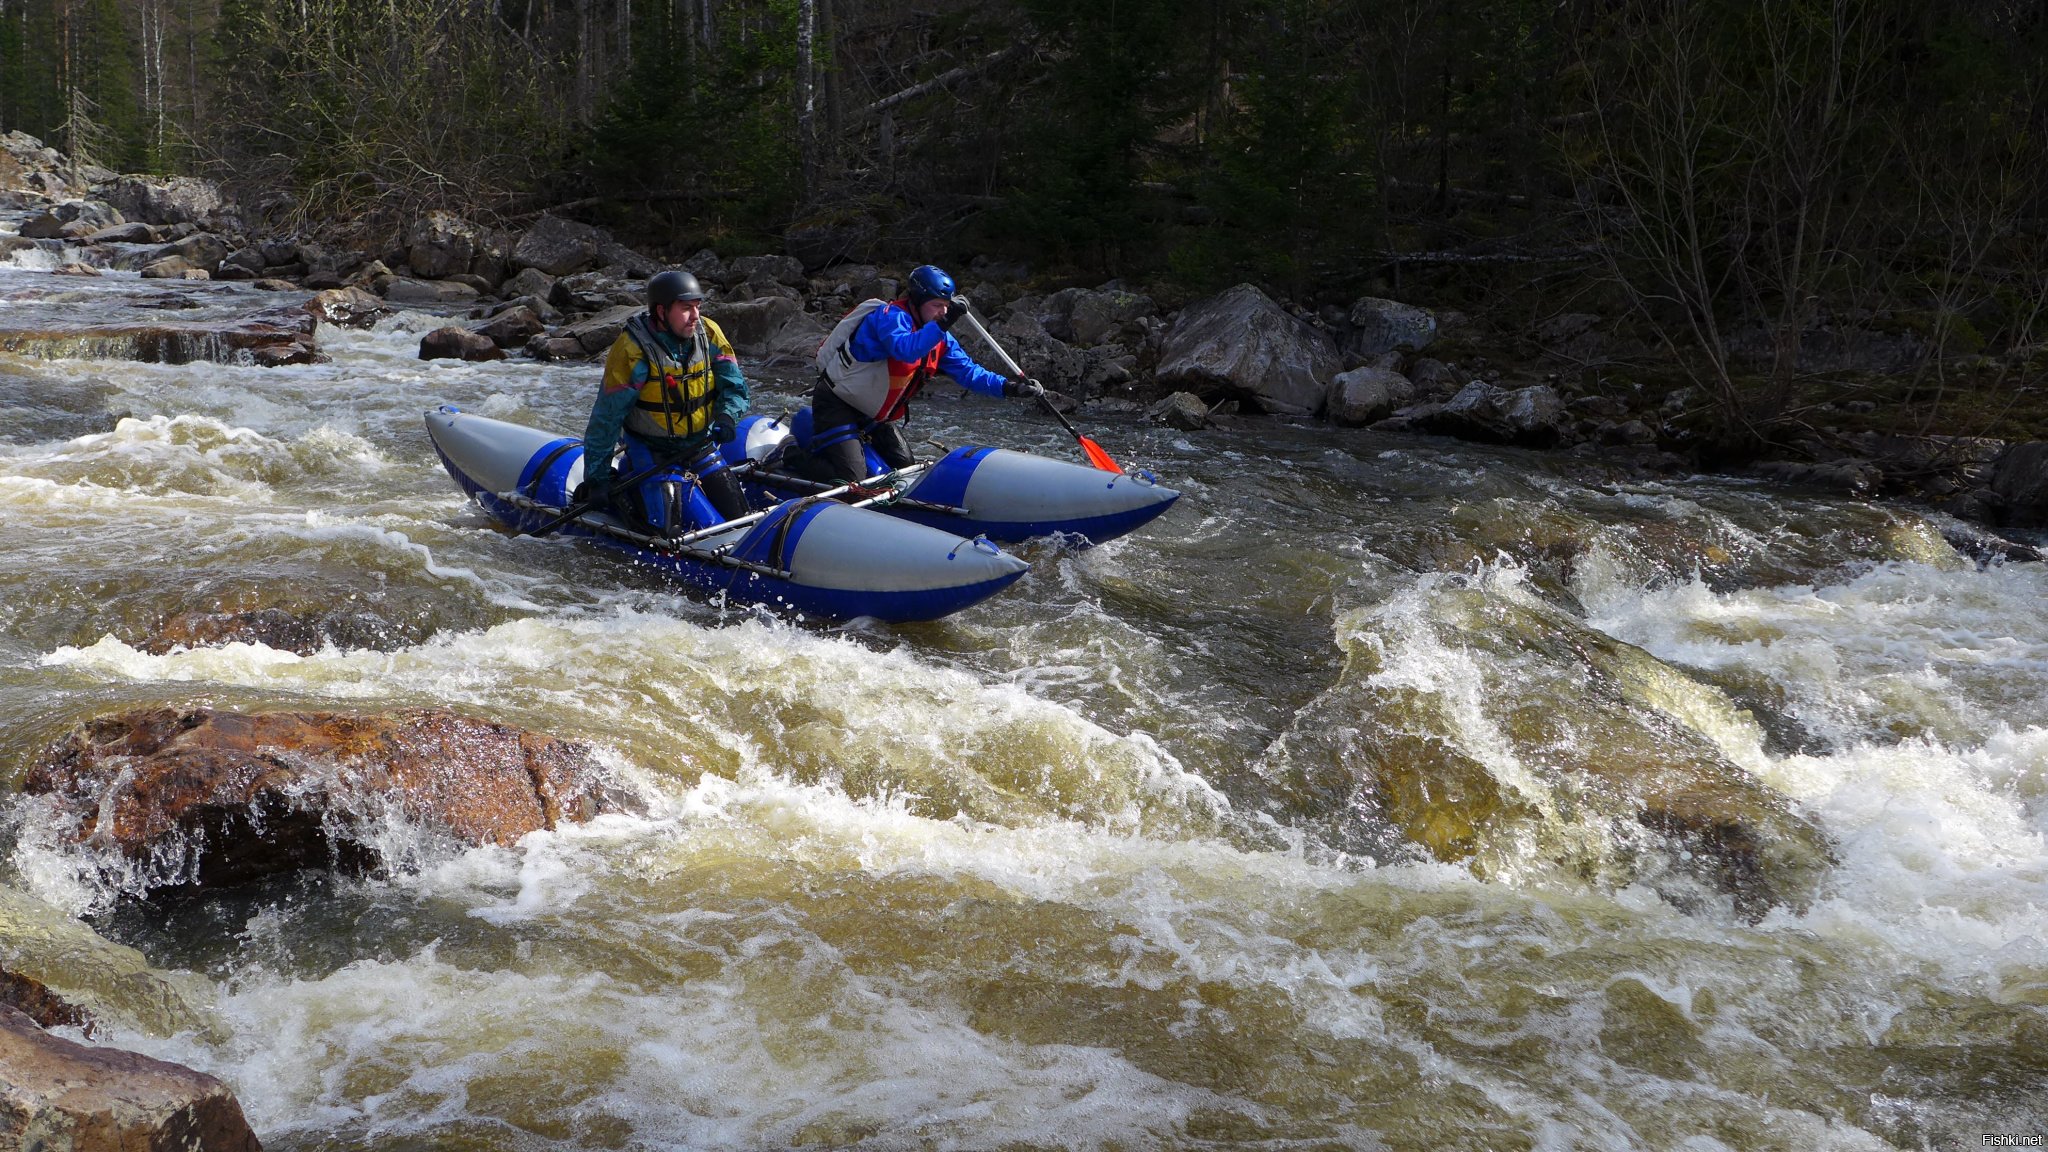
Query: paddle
523 457 670 538
955 308 1123 474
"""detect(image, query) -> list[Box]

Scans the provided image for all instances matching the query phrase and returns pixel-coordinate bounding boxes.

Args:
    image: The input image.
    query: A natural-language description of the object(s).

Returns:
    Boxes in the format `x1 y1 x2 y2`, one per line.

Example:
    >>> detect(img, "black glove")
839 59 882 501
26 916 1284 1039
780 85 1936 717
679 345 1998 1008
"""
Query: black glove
710 414 737 443
1002 376 1045 400
938 295 969 332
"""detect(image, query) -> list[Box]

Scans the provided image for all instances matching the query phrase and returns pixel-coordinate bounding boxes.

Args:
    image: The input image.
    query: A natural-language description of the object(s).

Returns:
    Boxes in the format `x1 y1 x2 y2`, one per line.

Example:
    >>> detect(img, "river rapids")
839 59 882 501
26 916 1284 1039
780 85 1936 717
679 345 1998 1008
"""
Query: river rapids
2 260 2045 1151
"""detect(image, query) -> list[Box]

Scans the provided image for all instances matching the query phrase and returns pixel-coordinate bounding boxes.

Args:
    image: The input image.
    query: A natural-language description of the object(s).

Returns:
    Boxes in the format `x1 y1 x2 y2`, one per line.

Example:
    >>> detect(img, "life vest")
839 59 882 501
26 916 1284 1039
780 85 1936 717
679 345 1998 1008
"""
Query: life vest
815 298 944 422
622 314 718 439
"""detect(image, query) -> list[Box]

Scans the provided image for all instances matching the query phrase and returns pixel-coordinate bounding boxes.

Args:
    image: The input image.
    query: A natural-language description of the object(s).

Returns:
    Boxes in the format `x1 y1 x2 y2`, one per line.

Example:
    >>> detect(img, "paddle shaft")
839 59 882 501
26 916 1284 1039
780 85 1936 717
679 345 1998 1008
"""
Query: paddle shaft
524 457 670 538
956 308 1121 472
511 460 932 548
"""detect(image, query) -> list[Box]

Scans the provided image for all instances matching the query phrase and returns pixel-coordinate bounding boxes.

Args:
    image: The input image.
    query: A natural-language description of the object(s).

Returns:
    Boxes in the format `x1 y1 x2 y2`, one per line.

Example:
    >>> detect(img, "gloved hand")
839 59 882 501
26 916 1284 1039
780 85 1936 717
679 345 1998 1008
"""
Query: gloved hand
938 294 970 332
710 414 737 443
1002 376 1045 400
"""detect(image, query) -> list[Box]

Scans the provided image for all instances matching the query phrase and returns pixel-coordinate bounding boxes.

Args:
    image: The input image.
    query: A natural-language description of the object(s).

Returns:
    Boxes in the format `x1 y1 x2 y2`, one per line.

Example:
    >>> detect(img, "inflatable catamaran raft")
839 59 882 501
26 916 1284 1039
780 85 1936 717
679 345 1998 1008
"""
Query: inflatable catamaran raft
737 410 1181 545
425 407 1028 622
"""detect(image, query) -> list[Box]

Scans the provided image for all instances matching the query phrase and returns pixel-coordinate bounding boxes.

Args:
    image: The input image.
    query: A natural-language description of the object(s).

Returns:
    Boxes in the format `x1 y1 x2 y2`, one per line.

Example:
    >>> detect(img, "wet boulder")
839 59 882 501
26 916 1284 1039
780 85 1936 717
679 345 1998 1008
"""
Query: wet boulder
1342 296 1437 363
20 706 634 891
0 886 216 1038
17 210 65 239
1988 441 2048 529
419 325 505 362
0 1005 261 1152
303 286 390 330
147 232 228 274
1147 391 1212 431
143 605 422 656
0 304 317 367
511 213 608 277
763 310 831 362
139 256 206 280
1155 283 1342 417
1417 381 1568 447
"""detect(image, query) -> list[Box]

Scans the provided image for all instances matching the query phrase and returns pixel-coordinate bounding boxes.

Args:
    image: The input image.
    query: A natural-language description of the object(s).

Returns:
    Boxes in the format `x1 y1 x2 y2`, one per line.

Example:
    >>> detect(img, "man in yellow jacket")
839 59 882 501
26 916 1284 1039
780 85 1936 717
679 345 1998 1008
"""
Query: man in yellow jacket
580 270 751 528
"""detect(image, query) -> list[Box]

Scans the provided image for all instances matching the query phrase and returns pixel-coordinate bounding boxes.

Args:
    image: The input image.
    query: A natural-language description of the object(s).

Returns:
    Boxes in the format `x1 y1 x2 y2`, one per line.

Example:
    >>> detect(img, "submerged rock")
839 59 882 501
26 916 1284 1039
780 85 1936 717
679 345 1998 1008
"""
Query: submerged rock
0 1004 261 1152
0 886 216 1038
0 304 318 367
21 706 636 892
302 286 389 330
1263 584 1834 919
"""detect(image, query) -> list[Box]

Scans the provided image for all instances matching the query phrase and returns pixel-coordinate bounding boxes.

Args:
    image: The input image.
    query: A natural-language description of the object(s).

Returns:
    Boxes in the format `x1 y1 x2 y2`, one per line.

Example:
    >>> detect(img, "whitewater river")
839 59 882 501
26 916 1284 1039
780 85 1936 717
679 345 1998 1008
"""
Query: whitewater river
2 261 2045 1151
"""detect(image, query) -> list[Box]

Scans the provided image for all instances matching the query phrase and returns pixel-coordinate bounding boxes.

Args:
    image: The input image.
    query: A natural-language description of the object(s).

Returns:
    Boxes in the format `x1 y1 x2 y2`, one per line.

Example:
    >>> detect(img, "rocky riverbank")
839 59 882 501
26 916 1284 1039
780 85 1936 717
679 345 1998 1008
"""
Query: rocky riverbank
7 129 2045 546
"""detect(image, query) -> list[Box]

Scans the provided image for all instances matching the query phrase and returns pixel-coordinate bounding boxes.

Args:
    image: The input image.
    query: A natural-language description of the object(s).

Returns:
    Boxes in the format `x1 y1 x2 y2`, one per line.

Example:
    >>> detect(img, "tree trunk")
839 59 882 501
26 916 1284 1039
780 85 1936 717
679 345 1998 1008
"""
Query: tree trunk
797 0 815 198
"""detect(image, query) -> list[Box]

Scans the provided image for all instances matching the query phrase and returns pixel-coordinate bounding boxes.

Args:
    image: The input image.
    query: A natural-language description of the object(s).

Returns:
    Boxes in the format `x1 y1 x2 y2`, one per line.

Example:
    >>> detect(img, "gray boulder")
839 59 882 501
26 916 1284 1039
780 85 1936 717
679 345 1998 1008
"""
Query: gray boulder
405 210 481 280
147 231 228 273
139 256 206 279
1327 365 1413 427
989 313 1088 392
1155 283 1342 417
500 266 556 302
511 213 608 277
1419 382 1568 447
472 305 546 349
555 303 643 354
704 296 800 355
82 221 156 245
1068 289 1157 347
1344 297 1437 363
549 270 640 313
730 254 806 287
99 175 225 226
382 276 479 305
763 311 832 362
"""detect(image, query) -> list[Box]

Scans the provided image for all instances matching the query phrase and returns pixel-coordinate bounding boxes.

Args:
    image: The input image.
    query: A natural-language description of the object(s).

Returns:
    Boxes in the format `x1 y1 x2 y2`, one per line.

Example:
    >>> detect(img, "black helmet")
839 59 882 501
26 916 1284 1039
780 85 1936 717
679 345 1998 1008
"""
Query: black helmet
647 269 706 308
906 264 956 307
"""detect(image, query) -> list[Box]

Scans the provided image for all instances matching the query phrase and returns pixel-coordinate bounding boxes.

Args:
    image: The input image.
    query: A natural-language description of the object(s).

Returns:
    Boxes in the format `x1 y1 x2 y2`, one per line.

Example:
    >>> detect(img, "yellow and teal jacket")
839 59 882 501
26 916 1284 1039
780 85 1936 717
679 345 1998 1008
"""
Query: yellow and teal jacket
583 313 748 489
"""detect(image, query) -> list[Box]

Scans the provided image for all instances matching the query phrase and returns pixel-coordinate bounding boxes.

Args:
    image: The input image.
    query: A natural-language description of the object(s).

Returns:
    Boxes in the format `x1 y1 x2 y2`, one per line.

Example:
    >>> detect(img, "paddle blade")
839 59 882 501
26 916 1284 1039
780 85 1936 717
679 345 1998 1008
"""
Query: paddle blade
1078 435 1121 473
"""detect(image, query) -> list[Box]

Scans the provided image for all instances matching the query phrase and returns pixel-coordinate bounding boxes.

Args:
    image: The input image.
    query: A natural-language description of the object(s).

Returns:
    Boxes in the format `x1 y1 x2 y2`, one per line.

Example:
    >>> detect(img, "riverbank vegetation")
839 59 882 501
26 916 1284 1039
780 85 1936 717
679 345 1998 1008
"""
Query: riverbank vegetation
3 0 2045 450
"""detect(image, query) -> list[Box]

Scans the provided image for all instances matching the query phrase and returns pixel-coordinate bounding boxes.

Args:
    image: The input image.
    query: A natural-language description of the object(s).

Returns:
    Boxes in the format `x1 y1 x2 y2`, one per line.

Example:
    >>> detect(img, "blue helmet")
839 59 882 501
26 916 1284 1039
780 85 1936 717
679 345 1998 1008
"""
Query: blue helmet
906 265 956 307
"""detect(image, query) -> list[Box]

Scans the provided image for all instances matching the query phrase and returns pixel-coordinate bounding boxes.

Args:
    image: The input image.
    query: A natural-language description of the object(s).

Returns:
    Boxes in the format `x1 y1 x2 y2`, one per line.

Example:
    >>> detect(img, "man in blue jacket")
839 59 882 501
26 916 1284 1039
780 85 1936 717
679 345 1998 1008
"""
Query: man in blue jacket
809 264 1041 482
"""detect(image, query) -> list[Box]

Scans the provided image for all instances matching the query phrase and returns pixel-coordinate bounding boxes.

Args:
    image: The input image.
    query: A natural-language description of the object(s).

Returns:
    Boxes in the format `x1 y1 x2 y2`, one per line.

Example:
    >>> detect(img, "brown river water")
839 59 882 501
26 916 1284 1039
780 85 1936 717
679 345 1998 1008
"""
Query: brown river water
2 255 2046 1151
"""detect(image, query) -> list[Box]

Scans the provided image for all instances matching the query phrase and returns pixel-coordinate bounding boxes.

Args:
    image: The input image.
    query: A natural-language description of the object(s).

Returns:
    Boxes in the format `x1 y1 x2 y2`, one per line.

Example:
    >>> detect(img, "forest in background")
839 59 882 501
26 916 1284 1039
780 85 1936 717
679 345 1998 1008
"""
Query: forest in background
4 0 2047 448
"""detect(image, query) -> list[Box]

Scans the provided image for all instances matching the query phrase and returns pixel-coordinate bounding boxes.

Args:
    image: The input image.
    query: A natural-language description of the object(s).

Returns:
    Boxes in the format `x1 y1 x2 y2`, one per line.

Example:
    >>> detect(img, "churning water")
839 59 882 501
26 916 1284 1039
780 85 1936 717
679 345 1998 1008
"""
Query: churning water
2 261 2045 1151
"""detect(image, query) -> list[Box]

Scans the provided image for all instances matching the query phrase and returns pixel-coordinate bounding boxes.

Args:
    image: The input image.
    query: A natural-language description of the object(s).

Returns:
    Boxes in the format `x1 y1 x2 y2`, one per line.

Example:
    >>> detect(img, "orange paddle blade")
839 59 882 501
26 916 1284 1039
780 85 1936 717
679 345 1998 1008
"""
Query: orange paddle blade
1078 435 1121 473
